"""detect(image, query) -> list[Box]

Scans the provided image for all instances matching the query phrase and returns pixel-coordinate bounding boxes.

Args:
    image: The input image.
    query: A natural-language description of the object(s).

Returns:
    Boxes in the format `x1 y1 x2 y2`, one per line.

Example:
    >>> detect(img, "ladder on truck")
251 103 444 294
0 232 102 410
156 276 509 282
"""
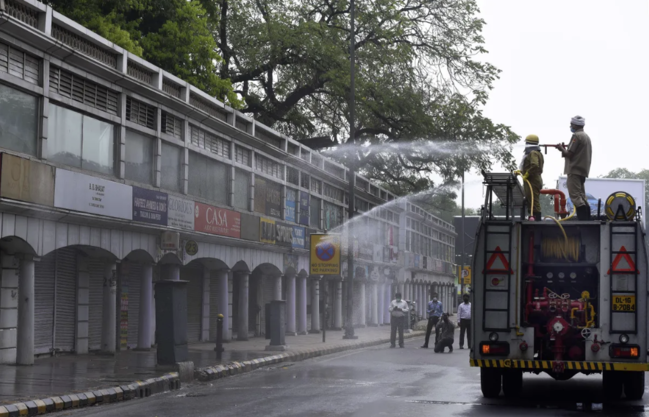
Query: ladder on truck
480 172 525 331
609 221 639 334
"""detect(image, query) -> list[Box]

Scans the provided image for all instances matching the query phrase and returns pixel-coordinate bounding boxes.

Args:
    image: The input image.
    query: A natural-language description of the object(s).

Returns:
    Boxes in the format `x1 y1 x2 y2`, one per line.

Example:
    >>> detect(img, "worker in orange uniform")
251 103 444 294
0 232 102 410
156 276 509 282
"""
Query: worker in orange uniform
519 134 544 221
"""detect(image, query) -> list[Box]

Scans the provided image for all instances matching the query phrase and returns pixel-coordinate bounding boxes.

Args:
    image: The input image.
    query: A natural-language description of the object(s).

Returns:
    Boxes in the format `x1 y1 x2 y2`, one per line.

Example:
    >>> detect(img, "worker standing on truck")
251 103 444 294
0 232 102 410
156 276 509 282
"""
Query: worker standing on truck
557 115 592 220
519 134 544 221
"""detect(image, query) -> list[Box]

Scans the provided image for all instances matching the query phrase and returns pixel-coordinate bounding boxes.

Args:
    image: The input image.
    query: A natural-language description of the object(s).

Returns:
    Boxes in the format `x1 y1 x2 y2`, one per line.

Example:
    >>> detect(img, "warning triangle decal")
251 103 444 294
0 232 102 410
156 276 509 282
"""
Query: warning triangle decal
483 246 514 274
607 246 638 274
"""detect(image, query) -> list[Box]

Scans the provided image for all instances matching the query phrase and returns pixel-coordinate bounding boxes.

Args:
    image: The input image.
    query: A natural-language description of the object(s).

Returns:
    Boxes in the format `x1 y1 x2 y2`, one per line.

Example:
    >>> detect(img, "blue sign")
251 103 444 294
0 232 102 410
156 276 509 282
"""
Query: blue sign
299 191 310 226
132 186 168 225
292 226 305 248
286 189 297 223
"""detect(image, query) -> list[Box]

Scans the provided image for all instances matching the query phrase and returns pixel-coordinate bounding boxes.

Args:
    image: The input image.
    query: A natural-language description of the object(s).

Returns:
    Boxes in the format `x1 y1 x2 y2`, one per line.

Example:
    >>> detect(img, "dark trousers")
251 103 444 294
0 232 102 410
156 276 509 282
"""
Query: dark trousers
390 316 405 347
460 319 471 348
434 337 454 353
423 316 440 347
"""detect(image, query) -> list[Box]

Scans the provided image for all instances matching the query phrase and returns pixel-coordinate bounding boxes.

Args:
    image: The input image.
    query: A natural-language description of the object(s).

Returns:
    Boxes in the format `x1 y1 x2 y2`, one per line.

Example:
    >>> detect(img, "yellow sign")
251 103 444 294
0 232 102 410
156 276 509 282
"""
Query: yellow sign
462 266 472 285
260 218 276 244
310 234 341 275
613 295 636 312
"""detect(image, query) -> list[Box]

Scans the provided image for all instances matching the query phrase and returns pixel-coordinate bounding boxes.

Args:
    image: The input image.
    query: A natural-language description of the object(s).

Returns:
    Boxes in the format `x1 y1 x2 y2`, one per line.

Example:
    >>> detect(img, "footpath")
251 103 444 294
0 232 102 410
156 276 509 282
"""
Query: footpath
0 326 425 415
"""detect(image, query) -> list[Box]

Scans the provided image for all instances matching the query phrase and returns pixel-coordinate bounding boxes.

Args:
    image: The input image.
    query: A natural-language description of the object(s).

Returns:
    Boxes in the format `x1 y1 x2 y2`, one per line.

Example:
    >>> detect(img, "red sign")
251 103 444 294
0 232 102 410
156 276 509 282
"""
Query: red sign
194 202 241 238
483 246 513 273
608 246 638 273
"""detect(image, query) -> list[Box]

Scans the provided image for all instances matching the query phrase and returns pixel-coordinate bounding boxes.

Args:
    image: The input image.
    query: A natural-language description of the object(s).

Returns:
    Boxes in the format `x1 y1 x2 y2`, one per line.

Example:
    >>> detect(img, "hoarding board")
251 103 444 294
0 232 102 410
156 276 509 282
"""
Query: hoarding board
557 177 646 226
0 153 55 206
132 187 168 225
167 195 195 230
310 234 341 275
194 202 241 238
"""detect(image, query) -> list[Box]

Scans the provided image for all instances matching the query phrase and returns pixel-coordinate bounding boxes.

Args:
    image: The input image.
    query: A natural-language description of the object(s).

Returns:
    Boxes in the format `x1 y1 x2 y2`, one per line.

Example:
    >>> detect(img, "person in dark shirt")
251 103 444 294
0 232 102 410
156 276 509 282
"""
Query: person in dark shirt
434 313 455 353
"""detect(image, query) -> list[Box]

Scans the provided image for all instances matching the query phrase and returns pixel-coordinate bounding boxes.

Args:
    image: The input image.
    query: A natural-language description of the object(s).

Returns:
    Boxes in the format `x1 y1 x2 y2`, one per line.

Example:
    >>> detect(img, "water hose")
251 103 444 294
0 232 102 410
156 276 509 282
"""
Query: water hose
513 170 534 219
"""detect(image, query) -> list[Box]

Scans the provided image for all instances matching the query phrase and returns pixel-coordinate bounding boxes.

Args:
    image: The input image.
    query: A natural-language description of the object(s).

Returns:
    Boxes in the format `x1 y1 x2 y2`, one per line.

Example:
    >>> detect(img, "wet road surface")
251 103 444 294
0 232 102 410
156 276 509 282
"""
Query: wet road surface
70 336 649 416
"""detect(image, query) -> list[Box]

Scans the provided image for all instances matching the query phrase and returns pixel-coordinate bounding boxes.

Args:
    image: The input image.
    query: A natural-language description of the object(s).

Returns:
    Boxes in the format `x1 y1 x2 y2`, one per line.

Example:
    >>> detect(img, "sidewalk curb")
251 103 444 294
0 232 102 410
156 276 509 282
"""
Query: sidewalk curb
0 372 180 416
195 331 425 382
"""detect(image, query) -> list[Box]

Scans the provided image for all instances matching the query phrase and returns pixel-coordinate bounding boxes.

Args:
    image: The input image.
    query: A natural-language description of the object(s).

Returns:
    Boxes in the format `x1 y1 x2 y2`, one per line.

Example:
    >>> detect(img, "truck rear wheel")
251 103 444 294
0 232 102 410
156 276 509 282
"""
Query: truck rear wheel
502 370 523 398
603 371 623 400
623 371 645 400
480 368 502 398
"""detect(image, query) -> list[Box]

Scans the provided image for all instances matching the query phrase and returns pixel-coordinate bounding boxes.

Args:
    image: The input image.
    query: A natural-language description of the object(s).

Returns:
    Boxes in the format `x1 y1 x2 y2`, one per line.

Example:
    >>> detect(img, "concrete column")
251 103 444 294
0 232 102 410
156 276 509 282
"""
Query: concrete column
137 264 153 350
76 256 90 354
369 283 379 326
297 276 307 335
16 255 35 365
162 264 180 281
419 285 425 317
273 275 282 301
384 283 391 323
216 270 230 341
201 268 210 341
286 275 296 335
377 284 384 325
334 281 343 330
237 272 249 341
359 281 366 327
309 278 320 333
0 254 19 364
101 262 117 354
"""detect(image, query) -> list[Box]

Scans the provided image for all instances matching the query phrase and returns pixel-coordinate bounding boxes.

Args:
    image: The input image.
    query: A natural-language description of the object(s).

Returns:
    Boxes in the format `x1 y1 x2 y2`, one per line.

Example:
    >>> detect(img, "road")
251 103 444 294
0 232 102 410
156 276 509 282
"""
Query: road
71 336 649 417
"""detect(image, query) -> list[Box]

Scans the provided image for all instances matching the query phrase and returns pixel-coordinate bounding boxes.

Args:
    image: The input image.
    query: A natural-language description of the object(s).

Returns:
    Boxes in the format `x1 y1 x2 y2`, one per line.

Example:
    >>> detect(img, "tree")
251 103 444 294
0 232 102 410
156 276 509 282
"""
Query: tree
44 0 241 106
213 0 518 192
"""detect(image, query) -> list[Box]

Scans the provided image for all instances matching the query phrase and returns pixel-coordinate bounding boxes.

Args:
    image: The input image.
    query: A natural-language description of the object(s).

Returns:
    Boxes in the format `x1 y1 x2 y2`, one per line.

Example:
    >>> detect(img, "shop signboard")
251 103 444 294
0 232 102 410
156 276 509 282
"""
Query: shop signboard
194 202 241 238
132 187 168 225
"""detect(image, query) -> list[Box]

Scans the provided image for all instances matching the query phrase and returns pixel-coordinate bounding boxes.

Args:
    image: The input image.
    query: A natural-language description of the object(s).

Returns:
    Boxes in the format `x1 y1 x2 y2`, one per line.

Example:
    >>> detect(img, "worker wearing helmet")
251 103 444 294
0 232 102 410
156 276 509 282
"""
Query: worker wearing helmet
519 134 544 221
557 116 592 221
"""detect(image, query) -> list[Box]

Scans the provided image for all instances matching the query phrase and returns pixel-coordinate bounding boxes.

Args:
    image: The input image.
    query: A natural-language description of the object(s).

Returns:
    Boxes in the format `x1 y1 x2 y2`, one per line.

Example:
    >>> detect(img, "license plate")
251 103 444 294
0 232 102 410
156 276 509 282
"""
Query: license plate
613 295 636 312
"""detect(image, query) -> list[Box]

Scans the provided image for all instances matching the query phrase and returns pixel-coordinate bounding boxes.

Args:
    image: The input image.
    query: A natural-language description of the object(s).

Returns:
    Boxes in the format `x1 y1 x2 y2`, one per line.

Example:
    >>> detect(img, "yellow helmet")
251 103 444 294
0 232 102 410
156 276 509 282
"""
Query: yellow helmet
525 134 539 144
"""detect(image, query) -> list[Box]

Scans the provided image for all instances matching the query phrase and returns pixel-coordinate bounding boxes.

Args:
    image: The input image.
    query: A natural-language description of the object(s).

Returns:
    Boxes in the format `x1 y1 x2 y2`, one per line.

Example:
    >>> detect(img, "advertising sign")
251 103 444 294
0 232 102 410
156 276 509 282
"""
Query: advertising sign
299 191 310 226
557 176 646 226
254 177 266 214
240 213 260 241
283 253 299 272
462 266 472 285
373 244 383 263
291 226 306 249
275 221 293 247
358 242 373 261
168 195 195 230
54 168 132 220
310 234 341 275
260 218 276 244
286 188 297 223
132 187 168 225
255 177 282 218
0 153 55 206
194 202 241 238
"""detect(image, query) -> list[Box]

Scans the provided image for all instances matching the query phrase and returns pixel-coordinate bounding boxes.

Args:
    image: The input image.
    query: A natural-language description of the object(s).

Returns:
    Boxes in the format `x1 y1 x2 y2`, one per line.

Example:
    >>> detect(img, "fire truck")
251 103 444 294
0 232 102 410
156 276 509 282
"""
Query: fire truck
470 172 648 400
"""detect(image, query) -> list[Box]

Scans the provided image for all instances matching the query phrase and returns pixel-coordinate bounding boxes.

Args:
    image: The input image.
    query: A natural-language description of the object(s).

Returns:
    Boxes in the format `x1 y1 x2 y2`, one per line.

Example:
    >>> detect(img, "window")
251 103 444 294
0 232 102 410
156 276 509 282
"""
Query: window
188 151 228 204
1 42 39 85
323 183 343 202
161 111 183 139
125 130 154 184
310 178 322 194
46 104 114 175
287 167 299 185
255 154 283 179
235 145 250 166
190 125 230 158
126 97 156 129
324 202 343 231
301 173 310 189
0 84 37 155
161 142 182 192
310 197 321 228
233 169 250 210
50 66 118 115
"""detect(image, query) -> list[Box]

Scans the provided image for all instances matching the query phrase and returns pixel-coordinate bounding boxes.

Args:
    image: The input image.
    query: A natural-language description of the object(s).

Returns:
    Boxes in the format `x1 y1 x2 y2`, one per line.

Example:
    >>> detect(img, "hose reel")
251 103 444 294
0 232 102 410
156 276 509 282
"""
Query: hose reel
605 192 636 221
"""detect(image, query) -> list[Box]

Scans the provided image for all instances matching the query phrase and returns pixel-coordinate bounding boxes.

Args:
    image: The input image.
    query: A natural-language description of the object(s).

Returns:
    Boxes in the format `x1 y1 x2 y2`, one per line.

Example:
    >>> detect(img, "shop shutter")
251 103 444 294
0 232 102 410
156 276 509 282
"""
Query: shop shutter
127 263 142 349
34 252 55 355
54 248 76 352
88 258 106 351
183 268 202 343
209 272 220 341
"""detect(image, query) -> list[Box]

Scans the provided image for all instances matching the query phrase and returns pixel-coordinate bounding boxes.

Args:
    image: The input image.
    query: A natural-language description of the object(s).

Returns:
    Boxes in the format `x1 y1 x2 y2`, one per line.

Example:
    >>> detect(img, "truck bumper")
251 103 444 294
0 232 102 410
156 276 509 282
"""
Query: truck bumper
470 359 649 372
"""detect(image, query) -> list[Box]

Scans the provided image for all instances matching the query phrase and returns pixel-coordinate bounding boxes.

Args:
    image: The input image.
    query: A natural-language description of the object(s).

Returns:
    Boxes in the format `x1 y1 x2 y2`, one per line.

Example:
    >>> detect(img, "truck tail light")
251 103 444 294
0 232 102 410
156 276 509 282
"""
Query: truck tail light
609 344 640 359
480 342 510 356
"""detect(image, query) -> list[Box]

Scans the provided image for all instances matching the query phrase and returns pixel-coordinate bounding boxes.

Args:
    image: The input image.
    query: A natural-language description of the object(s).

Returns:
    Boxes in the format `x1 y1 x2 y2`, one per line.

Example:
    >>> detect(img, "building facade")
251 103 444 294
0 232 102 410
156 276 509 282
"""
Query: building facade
0 0 456 364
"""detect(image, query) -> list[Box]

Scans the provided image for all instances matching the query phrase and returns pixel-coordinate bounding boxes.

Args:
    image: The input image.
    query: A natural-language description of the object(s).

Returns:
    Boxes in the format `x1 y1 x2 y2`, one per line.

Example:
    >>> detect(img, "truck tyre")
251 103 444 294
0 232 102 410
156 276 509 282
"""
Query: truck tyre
603 371 623 400
480 368 502 398
502 370 523 398
623 371 645 400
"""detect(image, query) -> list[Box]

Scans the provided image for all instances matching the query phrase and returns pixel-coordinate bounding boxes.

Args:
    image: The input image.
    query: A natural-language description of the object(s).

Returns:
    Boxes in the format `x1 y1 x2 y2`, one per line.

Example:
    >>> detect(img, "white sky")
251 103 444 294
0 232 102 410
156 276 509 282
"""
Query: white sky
457 0 649 209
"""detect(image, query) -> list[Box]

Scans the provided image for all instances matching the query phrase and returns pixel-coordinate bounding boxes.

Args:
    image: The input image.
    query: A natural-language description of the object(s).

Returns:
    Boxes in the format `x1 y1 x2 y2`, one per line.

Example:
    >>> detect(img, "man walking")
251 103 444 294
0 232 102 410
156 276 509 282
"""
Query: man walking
557 115 592 221
434 313 455 353
457 294 471 349
389 292 409 348
421 293 443 348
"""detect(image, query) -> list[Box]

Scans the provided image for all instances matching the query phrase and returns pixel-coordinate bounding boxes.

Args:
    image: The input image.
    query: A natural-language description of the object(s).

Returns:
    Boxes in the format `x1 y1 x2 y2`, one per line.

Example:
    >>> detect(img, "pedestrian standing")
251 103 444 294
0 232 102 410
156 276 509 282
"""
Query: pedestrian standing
389 292 408 348
457 294 471 349
434 313 455 353
421 293 443 348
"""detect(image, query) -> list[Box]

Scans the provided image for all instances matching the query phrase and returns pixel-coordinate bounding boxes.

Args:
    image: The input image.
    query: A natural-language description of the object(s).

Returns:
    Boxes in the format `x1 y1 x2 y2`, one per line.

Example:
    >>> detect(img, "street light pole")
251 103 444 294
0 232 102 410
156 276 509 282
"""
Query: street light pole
343 0 357 340
460 169 465 297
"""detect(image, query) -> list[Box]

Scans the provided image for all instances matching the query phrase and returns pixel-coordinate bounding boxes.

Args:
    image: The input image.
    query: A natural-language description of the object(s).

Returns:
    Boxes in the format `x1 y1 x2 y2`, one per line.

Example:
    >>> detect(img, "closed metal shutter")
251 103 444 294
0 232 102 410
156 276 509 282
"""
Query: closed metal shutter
182 267 202 343
88 258 106 351
261 278 276 337
54 248 76 352
127 263 142 349
209 272 220 342
34 252 55 355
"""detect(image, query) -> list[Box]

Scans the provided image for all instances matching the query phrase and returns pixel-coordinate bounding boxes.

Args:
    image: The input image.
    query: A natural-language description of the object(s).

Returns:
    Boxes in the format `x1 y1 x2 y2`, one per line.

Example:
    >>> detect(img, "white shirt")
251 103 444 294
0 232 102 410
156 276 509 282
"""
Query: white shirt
457 302 471 320
389 299 409 317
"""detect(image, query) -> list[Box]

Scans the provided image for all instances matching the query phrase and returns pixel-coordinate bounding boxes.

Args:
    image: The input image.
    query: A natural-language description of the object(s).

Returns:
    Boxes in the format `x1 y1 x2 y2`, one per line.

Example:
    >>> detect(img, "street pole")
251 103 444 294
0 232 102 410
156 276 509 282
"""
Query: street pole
460 170 465 297
343 0 357 340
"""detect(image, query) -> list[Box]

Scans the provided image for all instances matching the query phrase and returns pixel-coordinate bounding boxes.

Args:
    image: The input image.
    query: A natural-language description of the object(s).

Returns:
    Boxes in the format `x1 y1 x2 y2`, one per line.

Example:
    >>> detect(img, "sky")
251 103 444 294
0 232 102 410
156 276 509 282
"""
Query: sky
456 0 649 209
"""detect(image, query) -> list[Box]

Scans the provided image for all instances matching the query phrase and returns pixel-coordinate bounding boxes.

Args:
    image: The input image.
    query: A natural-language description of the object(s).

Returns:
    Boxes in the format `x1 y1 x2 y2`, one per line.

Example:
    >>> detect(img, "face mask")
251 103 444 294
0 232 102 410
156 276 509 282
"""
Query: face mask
396 298 401 302
570 127 576 133
464 299 469 303
433 298 438 303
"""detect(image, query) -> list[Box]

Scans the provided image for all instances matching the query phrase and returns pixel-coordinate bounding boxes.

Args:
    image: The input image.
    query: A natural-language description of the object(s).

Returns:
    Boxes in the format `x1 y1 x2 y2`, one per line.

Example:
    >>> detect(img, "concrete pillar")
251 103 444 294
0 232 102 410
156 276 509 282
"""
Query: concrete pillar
16 255 35 365
75 256 90 354
0 254 19 364
101 262 117 354
369 283 379 326
162 264 180 281
419 285 425 317
297 276 307 335
137 264 153 350
384 283 391 323
334 281 343 330
309 278 320 333
201 268 210 341
377 284 384 325
273 275 282 301
359 281 366 327
286 275 296 335
237 272 249 341
216 270 230 341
